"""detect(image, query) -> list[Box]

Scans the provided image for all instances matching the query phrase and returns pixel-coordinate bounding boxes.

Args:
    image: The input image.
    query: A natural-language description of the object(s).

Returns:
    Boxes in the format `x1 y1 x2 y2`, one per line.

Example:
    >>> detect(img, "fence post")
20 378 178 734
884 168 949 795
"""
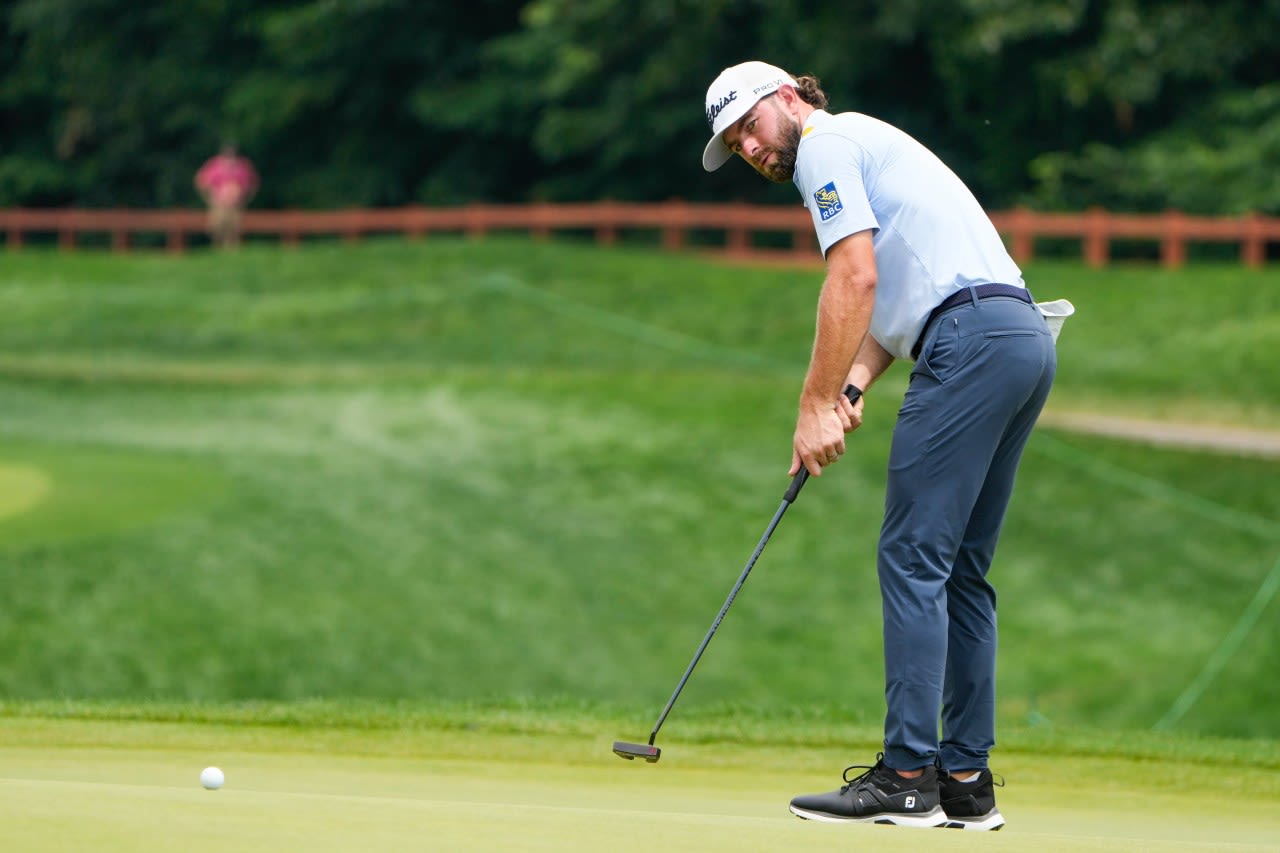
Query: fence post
725 203 749 253
792 224 814 259
166 228 186 254
464 204 487 239
595 200 618 246
281 210 300 247
662 199 686 251
529 203 551 241
1008 206 1034 264
1161 209 1186 268
1084 206 1108 267
341 209 360 245
3 212 21 249
405 204 428 241
1242 212 1264 268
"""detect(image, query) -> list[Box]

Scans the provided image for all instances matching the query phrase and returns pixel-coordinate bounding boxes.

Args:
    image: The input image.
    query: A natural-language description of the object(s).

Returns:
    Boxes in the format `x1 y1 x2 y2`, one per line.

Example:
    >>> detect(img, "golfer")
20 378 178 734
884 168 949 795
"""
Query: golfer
701 61 1056 830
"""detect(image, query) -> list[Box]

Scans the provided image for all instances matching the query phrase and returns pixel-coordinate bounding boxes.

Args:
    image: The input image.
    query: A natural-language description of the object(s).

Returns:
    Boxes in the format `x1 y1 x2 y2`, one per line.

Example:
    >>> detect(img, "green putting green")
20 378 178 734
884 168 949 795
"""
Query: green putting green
0 463 50 519
0 441 229 548
2 716 1276 852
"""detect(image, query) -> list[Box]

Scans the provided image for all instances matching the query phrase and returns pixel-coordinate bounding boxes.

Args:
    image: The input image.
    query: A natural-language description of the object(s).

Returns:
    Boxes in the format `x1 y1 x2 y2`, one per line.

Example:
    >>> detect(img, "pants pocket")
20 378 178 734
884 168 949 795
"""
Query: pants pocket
913 317 969 384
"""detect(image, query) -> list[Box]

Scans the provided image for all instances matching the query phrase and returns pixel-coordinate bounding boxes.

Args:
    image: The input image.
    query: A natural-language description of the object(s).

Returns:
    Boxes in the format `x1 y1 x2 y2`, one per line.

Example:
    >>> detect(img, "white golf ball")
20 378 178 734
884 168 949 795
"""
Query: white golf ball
200 766 225 790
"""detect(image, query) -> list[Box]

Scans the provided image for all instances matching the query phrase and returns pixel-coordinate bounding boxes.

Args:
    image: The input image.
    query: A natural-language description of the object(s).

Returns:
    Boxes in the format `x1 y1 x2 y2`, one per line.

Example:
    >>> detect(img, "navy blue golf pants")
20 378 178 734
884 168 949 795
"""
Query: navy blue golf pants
879 291 1056 772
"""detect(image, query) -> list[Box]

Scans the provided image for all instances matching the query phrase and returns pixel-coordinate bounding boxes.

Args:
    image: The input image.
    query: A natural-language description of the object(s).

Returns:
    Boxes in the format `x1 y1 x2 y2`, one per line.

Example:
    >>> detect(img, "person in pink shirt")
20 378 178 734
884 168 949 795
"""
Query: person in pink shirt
194 144 259 248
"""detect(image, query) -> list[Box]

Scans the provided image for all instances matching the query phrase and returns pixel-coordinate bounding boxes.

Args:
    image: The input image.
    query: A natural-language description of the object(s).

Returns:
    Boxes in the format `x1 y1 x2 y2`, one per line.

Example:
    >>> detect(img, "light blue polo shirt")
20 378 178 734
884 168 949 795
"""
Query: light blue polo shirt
793 110 1024 360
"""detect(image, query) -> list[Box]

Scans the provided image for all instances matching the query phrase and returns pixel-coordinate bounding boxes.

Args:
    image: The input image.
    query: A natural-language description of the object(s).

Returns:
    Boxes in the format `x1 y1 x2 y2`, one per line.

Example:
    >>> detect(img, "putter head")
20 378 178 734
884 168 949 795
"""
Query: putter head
612 740 661 763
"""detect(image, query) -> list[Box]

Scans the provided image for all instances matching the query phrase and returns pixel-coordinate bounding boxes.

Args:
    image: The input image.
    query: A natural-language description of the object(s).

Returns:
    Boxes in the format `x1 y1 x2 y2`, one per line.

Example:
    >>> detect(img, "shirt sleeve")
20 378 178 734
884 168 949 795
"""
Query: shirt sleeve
794 131 879 256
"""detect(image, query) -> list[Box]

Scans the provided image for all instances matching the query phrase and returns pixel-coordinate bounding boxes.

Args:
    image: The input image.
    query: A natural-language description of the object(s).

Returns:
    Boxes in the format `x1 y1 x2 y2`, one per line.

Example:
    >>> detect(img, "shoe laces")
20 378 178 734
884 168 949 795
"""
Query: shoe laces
839 753 889 793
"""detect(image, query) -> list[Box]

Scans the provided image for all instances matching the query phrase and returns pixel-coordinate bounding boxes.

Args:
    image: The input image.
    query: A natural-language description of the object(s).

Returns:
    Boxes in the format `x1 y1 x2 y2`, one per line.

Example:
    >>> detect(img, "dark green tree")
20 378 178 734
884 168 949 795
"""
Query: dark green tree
1025 0 1280 213
1 0 1277 212
224 0 528 206
1 0 270 206
0 0 528 208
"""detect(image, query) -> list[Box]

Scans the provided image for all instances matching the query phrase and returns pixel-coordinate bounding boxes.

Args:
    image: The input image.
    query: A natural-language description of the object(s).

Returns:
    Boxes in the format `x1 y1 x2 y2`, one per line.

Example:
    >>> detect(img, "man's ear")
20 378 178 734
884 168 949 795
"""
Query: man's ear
776 84 801 113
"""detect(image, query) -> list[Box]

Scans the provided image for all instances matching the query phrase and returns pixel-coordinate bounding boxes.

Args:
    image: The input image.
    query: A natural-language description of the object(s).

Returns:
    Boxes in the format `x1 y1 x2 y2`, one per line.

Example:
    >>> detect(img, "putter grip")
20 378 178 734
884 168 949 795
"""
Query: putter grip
783 384 863 503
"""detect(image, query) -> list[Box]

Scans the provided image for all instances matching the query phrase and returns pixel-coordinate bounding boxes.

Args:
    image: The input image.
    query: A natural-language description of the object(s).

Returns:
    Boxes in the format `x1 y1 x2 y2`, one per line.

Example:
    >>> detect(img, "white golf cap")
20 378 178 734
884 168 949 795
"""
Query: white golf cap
702 61 797 172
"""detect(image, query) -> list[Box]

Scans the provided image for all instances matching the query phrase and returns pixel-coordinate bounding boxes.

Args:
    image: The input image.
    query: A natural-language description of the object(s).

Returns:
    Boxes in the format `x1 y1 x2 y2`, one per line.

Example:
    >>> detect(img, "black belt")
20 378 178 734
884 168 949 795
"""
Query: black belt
910 283 1033 360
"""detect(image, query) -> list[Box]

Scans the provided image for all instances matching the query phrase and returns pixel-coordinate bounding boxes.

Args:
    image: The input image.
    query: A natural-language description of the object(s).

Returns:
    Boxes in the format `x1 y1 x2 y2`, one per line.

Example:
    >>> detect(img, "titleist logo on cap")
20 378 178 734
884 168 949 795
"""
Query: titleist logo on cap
706 90 737 129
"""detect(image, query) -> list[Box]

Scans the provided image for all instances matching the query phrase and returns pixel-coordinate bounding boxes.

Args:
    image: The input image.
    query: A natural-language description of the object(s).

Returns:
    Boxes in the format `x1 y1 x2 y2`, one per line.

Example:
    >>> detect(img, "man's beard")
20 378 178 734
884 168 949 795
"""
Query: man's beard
759 116 801 183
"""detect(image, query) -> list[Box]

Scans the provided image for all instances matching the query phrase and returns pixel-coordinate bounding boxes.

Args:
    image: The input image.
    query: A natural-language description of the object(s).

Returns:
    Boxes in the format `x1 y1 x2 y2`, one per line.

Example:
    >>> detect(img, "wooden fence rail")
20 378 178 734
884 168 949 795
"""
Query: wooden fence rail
2 203 1278 268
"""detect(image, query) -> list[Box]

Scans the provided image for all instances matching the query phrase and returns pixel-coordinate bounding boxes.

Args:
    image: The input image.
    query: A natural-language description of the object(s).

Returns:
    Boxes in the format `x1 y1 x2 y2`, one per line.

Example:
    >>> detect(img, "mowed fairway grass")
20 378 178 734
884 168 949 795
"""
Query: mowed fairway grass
0 238 1277 850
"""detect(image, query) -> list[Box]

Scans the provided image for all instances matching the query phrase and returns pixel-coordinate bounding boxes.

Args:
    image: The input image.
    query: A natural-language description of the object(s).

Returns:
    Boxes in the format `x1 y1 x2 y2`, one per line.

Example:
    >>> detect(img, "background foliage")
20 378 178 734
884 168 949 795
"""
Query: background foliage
2 0 1277 212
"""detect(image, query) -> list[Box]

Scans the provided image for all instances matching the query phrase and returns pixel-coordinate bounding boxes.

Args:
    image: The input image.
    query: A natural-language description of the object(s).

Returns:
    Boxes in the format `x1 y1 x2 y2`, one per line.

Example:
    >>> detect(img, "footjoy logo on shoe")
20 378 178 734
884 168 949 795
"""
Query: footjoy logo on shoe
904 796 916 809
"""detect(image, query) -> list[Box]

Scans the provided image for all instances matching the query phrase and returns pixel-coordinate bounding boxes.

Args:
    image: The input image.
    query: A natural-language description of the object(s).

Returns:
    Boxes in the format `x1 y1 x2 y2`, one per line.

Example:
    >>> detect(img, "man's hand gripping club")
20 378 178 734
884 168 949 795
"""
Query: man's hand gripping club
791 384 864 478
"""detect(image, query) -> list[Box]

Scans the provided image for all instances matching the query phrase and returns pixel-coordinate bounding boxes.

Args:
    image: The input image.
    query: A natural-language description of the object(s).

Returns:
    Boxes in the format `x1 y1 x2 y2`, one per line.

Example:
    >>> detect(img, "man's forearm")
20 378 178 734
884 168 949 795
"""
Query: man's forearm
799 269 875 412
846 333 896 393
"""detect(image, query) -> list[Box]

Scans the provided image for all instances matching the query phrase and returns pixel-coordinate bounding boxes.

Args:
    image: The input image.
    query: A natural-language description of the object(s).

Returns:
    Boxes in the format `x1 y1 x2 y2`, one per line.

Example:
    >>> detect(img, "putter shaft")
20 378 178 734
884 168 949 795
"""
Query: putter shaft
615 385 861 761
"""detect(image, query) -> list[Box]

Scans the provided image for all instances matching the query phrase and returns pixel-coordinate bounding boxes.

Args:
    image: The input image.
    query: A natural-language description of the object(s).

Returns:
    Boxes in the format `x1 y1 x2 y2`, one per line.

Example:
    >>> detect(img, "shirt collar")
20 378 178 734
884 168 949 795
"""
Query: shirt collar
801 109 832 139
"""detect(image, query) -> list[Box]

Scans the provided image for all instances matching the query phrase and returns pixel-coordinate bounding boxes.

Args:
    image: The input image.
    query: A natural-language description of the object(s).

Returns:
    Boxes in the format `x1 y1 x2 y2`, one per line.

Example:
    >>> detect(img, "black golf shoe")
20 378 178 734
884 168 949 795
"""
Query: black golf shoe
788 755 946 827
939 768 1006 831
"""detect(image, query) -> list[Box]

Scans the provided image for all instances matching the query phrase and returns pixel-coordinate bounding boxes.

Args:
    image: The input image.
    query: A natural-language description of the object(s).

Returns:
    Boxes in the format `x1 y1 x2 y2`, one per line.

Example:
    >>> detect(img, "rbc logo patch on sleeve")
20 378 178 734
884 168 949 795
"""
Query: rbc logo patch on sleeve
813 181 844 221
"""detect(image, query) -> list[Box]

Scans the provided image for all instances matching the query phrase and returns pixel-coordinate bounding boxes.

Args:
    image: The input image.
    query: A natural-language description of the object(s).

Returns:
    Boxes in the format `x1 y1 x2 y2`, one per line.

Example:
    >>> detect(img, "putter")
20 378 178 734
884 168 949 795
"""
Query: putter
614 385 862 763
